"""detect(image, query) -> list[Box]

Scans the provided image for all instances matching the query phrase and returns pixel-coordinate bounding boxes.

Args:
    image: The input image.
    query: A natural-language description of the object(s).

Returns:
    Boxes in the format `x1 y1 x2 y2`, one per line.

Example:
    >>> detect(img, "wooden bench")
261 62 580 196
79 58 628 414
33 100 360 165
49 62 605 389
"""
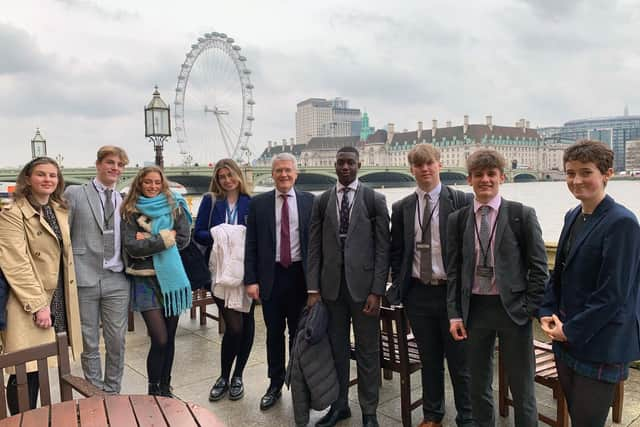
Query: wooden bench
127 289 224 334
498 339 624 427
349 304 422 427
0 332 105 419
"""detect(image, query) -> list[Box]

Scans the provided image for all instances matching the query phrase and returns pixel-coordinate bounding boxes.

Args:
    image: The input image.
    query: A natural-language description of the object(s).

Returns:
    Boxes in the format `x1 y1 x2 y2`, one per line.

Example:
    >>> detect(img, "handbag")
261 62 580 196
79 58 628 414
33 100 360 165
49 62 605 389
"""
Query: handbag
179 194 216 291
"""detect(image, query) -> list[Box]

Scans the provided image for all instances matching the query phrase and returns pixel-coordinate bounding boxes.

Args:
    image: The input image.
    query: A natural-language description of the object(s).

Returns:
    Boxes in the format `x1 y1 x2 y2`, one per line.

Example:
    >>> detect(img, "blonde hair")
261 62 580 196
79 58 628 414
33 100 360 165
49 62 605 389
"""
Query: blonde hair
407 143 441 166
208 158 250 197
121 166 175 221
14 157 67 209
97 145 129 165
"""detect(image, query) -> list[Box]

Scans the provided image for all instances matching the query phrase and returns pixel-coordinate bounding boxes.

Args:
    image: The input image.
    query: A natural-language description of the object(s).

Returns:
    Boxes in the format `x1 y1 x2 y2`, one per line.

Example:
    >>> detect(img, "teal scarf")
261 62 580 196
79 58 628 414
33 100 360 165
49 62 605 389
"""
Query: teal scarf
136 192 193 317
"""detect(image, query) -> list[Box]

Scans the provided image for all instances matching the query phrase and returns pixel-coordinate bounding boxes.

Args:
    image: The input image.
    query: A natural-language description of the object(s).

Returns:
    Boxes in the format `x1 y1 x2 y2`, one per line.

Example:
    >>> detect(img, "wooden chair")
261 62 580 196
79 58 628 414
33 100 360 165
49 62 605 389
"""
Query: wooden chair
0 332 104 419
498 339 624 427
349 304 422 427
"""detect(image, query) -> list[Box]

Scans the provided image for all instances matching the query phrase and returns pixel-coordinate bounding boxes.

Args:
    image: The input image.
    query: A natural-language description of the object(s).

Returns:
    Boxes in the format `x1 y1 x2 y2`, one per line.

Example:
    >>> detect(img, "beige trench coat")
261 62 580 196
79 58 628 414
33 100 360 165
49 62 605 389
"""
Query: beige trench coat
0 198 82 372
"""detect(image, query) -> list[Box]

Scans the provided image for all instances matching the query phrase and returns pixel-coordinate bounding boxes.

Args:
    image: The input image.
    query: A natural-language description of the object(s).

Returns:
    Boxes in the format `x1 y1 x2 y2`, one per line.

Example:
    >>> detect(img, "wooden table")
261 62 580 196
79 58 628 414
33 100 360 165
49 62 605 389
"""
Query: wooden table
0 395 224 427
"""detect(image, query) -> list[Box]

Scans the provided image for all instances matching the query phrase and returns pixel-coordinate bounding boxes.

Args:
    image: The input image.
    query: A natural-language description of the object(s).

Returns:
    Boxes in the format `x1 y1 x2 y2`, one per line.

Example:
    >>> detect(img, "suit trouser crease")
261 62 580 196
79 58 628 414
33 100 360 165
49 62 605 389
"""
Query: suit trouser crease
467 295 537 427
261 262 306 389
406 284 473 426
77 270 130 393
326 274 380 416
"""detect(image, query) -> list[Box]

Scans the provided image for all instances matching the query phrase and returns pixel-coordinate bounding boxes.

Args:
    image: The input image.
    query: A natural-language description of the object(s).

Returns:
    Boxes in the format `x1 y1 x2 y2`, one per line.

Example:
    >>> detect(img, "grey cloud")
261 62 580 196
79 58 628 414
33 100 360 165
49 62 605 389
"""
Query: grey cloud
0 23 50 74
54 0 139 21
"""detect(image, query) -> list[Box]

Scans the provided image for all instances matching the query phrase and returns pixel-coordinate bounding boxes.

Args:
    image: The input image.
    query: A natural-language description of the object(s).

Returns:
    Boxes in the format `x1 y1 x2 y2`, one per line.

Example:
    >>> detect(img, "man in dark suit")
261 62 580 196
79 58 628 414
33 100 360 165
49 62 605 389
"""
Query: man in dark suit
244 152 314 411
446 149 548 427
307 146 390 427
388 144 473 427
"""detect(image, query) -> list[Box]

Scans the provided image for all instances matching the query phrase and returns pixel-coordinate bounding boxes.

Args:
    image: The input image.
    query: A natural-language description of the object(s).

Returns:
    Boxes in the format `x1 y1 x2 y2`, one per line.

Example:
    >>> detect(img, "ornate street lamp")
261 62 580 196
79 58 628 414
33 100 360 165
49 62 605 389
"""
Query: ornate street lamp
31 128 47 159
144 86 171 168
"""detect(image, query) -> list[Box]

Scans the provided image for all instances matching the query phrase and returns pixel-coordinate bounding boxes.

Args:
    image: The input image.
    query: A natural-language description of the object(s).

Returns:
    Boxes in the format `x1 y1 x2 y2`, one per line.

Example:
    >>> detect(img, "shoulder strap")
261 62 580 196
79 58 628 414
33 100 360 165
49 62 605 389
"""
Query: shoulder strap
446 186 466 210
318 190 331 218
363 185 376 219
507 201 527 253
207 194 217 229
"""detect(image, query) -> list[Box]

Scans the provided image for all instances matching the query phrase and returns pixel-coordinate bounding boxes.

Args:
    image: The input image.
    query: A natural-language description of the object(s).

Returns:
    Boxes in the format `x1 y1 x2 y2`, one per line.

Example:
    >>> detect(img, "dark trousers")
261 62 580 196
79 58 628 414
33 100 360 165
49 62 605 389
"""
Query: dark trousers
7 372 39 415
467 295 537 427
325 272 380 416
261 262 306 390
405 283 474 426
556 357 617 427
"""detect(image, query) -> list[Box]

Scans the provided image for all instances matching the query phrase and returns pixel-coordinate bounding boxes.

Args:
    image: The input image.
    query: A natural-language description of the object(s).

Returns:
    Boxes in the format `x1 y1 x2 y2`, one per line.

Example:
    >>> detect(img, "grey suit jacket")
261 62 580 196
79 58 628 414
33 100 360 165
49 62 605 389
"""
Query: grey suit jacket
64 183 123 287
307 184 390 303
446 198 548 326
388 186 472 304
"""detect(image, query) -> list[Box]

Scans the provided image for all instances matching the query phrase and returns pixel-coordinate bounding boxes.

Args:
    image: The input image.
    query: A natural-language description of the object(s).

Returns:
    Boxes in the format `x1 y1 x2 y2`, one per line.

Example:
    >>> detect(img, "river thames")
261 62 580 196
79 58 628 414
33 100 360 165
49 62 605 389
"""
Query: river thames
187 180 640 243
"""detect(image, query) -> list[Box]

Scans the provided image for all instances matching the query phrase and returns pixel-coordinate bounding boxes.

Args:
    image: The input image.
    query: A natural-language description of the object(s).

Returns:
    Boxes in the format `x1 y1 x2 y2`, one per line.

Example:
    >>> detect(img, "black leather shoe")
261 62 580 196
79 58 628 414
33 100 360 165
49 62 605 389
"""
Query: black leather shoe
315 406 351 427
208 377 228 401
362 415 379 427
259 386 282 410
228 377 244 400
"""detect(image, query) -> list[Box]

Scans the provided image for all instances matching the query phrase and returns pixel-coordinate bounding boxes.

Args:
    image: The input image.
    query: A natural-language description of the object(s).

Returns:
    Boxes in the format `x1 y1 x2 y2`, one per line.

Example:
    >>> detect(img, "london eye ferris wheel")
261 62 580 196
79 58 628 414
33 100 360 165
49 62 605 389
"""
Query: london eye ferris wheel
174 32 255 165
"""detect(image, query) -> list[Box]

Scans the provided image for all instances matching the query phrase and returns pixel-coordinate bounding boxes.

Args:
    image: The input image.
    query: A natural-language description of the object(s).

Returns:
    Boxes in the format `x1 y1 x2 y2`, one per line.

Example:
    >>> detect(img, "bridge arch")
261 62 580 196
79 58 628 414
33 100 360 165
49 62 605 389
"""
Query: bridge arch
513 173 537 183
359 171 415 186
439 171 467 184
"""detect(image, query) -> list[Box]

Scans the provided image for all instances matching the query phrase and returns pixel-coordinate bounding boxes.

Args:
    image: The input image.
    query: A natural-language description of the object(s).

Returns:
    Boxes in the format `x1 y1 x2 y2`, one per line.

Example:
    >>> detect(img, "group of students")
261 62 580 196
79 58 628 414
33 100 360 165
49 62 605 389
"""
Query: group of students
0 139 638 427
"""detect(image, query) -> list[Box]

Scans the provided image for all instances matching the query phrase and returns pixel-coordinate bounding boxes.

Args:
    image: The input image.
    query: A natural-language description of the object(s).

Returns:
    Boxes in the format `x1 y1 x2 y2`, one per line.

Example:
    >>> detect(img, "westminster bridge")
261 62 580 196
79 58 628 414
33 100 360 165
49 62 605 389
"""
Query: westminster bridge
0 165 555 193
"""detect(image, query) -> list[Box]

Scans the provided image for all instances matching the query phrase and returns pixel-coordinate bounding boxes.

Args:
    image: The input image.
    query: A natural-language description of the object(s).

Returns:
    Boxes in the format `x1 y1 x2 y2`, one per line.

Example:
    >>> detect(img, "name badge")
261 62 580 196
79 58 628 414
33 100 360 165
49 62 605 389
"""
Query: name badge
476 265 494 278
416 243 430 250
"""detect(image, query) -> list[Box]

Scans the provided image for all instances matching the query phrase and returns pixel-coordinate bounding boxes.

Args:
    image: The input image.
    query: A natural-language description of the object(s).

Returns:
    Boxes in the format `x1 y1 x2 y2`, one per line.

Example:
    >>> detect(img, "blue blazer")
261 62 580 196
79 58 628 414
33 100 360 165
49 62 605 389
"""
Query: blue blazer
244 189 315 301
540 195 640 364
194 193 251 250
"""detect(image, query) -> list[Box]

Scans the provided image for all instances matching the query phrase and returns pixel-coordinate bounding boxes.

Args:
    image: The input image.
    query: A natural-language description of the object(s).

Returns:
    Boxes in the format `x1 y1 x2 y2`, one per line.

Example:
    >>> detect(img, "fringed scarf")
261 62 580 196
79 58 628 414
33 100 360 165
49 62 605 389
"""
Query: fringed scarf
136 192 193 317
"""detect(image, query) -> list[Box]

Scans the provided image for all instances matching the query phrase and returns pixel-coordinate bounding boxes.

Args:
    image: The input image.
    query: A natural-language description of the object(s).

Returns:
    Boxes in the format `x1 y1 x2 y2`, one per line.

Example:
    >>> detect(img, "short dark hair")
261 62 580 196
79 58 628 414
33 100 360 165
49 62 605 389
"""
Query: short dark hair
337 146 359 159
466 149 506 175
563 140 613 174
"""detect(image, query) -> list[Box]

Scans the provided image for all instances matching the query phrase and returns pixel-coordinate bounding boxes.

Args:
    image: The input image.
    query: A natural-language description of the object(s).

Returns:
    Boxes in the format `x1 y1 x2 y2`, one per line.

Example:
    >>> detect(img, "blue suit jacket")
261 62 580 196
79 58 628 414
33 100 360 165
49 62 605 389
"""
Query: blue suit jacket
244 189 314 301
540 195 640 364
194 193 251 249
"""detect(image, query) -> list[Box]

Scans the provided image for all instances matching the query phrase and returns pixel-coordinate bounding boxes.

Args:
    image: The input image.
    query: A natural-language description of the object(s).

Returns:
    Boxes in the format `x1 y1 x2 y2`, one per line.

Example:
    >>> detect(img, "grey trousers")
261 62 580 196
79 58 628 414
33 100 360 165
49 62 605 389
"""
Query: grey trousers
467 295 537 427
325 277 380 416
77 270 130 393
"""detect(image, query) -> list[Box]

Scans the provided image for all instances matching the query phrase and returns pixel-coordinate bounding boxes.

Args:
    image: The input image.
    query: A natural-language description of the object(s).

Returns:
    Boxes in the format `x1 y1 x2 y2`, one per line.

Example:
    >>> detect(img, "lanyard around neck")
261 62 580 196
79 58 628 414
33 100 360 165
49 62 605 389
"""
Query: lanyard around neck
473 208 499 266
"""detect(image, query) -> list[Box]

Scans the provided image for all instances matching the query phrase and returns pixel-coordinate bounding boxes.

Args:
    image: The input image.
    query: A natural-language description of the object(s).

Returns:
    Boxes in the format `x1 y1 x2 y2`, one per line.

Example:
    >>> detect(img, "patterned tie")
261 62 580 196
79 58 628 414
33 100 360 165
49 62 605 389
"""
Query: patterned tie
103 189 115 260
479 205 492 291
420 195 432 284
279 194 292 268
339 187 350 236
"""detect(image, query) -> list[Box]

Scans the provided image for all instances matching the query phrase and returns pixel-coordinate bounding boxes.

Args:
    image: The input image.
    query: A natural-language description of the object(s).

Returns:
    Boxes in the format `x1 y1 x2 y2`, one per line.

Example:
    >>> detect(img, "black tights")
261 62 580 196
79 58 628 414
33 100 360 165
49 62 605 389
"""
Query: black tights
556 357 617 427
214 297 255 380
6 372 40 415
141 309 179 384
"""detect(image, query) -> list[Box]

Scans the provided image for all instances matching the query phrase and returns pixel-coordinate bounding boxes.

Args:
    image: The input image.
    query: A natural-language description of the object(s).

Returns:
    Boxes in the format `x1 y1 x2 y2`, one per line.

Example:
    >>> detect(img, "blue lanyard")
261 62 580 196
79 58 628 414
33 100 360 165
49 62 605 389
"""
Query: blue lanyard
226 204 238 224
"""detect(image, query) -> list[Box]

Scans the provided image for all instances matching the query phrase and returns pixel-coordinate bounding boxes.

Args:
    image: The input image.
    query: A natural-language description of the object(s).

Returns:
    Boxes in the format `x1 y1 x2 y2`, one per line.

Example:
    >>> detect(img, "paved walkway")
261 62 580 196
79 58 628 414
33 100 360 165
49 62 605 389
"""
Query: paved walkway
65 306 640 426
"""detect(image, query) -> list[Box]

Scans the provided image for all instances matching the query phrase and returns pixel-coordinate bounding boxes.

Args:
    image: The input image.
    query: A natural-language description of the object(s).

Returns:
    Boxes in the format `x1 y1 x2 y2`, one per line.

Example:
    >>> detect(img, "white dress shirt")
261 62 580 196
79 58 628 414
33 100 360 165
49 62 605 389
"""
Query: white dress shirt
92 178 124 272
411 183 446 281
336 179 359 222
275 188 301 263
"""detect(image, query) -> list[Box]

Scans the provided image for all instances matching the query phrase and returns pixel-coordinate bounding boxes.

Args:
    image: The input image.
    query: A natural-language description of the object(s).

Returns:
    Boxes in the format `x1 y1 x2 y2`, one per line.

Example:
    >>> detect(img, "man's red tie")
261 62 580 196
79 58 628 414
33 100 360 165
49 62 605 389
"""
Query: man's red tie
280 194 292 268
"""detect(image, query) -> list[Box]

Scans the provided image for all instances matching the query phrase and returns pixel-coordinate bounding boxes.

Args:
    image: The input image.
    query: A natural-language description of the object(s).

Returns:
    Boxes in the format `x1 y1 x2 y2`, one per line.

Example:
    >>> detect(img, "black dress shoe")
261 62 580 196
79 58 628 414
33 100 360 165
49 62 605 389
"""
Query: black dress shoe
362 415 379 427
259 386 282 410
208 377 228 401
228 377 244 400
315 406 351 427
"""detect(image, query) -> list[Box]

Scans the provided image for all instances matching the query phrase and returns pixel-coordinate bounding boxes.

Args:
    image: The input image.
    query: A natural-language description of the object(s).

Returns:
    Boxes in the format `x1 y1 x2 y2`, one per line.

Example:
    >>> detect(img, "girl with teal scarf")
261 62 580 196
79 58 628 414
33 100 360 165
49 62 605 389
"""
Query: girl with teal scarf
121 166 192 397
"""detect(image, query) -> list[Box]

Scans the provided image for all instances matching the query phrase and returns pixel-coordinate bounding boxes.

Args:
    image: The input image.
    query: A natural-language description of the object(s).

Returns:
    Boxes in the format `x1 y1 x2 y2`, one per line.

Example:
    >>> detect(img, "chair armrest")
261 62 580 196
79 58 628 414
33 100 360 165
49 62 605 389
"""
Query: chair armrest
60 373 107 397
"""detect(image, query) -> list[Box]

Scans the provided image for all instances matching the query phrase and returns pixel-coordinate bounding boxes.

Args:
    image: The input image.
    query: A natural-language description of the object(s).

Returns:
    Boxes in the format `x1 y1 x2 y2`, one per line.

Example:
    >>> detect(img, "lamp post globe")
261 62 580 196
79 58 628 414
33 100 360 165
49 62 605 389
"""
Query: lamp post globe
31 128 47 159
144 86 171 168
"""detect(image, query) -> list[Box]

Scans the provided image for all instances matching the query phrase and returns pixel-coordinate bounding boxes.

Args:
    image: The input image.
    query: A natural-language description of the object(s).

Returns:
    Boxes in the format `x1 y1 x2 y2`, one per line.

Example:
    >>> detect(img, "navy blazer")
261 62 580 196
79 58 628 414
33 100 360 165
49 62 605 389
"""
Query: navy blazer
540 195 640 364
194 193 251 250
244 188 314 301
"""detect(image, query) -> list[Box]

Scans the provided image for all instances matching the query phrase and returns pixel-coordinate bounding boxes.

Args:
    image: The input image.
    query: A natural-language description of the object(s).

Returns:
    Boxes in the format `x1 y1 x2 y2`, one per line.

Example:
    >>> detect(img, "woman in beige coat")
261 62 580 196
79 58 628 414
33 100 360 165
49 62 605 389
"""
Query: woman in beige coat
0 157 82 414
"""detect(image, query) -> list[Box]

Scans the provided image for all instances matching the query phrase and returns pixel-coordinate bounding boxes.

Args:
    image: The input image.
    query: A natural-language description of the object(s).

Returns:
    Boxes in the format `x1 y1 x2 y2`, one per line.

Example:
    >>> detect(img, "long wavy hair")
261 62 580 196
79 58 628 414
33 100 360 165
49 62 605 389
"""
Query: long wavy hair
208 158 250 198
121 166 176 221
14 156 67 209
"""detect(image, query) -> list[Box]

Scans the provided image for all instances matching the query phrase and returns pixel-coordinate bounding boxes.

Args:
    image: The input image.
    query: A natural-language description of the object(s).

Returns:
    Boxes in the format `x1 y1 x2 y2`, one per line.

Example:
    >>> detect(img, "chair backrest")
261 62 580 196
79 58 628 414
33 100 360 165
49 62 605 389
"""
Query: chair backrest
379 304 414 370
0 332 74 419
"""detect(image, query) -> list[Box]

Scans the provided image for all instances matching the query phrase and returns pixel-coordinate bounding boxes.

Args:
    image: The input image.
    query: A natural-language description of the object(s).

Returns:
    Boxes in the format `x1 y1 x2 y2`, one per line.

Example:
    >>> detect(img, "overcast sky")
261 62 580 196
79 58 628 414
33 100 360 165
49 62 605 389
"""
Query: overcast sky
2 0 639 167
